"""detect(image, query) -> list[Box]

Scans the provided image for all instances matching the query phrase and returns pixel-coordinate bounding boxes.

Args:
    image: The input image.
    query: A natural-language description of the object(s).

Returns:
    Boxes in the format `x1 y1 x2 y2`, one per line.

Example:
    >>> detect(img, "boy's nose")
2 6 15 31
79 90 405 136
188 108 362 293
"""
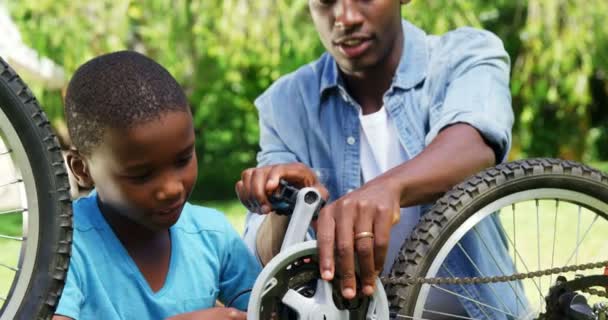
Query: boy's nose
156 177 184 202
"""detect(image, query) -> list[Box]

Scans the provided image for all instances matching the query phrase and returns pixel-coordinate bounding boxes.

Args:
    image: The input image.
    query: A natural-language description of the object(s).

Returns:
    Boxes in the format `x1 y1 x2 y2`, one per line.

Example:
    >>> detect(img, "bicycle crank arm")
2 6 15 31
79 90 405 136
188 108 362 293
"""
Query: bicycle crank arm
247 241 390 320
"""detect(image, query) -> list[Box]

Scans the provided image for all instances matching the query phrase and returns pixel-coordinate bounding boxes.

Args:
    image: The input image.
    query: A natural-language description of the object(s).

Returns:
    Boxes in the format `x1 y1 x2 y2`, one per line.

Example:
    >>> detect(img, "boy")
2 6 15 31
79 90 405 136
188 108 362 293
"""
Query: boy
54 51 259 320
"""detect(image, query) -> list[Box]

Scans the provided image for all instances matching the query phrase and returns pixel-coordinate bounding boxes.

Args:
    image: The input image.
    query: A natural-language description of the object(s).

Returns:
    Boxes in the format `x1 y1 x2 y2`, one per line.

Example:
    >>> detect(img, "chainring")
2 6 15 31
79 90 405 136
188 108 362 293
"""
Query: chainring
247 241 390 320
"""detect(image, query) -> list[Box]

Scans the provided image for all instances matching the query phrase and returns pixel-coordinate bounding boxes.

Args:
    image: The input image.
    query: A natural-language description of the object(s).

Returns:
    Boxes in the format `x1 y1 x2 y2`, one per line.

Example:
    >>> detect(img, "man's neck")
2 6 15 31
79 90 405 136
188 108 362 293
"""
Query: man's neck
343 68 393 115
342 32 404 115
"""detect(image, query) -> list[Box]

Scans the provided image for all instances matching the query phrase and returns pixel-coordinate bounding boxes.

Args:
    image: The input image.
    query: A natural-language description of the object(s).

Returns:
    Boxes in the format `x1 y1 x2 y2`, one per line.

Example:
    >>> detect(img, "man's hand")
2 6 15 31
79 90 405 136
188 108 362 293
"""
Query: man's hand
235 163 328 215
316 176 401 299
165 307 246 320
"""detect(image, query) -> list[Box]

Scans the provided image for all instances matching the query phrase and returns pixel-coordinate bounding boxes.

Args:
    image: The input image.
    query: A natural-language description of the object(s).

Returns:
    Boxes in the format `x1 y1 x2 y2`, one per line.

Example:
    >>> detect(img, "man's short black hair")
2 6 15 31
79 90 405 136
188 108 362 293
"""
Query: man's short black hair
64 50 189 155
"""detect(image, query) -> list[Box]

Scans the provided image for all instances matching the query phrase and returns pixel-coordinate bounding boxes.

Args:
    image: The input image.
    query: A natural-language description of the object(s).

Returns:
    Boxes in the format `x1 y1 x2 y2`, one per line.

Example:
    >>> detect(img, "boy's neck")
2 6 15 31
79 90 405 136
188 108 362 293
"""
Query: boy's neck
98 197 173 292
97 197 168 245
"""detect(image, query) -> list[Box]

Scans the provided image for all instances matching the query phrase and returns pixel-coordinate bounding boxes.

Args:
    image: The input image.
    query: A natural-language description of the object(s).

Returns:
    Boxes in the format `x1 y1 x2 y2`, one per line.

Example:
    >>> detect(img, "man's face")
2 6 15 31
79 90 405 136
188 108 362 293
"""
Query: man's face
309 0 405 74
85 110 198 232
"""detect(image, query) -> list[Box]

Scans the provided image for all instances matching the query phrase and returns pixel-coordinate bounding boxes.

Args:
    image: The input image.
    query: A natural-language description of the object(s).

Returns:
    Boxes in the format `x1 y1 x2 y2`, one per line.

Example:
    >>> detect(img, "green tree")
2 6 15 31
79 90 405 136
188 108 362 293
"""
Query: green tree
7 0 608 199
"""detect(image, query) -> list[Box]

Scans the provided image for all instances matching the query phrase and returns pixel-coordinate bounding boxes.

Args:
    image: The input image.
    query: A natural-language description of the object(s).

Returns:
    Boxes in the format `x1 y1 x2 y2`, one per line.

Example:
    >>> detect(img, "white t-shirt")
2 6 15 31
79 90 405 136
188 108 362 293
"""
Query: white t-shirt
359 106 467 316
359 106 421 274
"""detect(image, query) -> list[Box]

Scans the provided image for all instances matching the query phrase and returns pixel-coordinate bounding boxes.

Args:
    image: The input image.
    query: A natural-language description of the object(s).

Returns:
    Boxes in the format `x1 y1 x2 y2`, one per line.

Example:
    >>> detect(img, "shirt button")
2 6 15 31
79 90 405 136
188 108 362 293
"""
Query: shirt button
347 136 356 145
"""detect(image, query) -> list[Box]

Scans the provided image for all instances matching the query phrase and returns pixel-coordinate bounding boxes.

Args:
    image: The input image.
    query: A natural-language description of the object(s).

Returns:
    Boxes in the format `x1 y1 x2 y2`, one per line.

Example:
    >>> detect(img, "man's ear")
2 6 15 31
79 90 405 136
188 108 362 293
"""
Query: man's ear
65 149 94 189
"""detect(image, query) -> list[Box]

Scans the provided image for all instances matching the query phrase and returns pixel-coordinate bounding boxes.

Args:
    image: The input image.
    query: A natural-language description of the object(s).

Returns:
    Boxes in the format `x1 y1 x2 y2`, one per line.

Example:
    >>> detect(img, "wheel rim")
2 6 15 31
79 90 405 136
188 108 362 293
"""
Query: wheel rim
0 105 40 320
411 188 608 319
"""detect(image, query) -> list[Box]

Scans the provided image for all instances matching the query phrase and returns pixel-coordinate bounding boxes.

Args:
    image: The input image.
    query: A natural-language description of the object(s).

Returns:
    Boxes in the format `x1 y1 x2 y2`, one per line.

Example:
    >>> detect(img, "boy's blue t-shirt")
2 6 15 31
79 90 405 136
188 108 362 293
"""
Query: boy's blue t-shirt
56 192 261 319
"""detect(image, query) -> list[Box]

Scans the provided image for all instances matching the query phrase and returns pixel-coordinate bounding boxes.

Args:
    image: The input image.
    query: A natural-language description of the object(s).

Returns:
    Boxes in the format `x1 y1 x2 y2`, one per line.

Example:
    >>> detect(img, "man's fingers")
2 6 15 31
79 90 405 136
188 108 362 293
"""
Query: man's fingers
251 168 271 214
235 180 245 206
372 205 394 274
240 168 255 210
334 202 356 299
317 207 336 282
354 203 376 296
267 163 316 191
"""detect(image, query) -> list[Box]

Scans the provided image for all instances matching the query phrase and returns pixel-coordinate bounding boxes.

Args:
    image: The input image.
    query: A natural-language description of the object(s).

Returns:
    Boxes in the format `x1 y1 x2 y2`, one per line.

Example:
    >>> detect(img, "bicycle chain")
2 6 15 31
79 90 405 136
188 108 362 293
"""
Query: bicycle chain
583 287 608 298
381 259 608 299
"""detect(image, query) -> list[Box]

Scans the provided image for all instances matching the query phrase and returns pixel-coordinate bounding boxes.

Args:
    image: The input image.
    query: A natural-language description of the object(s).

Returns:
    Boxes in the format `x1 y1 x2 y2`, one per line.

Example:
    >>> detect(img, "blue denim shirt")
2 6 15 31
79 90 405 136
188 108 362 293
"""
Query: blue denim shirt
244 20 525 319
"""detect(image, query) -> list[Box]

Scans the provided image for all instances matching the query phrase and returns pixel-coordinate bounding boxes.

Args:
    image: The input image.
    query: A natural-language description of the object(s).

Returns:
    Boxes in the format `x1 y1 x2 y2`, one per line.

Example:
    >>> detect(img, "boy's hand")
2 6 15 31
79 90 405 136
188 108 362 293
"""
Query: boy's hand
165 307 246 320
235 163 328 215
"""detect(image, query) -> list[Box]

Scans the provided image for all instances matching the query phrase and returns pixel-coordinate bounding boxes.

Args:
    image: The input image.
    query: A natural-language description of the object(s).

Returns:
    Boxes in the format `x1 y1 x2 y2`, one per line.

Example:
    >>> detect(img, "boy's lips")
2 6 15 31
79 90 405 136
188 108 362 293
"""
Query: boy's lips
157 202 184 219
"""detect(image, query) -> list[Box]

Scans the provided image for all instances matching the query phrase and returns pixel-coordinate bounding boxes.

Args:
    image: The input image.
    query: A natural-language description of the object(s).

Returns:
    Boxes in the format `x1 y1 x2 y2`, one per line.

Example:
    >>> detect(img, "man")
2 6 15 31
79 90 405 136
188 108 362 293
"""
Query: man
237 1 518 318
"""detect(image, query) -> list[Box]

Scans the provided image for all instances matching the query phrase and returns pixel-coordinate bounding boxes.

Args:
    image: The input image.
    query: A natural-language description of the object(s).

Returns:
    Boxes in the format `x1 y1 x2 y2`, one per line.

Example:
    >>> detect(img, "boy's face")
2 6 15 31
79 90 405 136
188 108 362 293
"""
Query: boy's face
308 0 405 74
75 110 198 232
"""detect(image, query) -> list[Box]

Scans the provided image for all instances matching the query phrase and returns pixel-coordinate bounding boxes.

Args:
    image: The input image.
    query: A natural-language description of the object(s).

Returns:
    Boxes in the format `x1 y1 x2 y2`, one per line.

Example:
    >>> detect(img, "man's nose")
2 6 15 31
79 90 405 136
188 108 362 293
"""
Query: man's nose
334 0 364 30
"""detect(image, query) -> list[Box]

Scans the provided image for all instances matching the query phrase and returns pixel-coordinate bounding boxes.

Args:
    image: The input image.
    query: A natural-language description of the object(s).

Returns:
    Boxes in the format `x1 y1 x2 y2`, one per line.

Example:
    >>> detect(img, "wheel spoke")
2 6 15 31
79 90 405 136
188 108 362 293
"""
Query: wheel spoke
576 206 582 265
495 217 545 301
511 204 519 316
395 314 432 320
564 214 599 266
439 265 493 319
454 243 514 315
512 204 517 272
0 179 22 189
549 200 559 287
0 262 18 272
429 284 520 318
422 308 475 319
0 234 23 241
536 199 542 308
472 226 531 310
0 208 26 215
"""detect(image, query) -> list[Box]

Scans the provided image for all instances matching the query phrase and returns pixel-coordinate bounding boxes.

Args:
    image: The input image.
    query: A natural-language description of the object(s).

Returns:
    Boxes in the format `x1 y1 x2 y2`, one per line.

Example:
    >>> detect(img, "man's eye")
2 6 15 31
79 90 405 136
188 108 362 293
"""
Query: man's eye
317 0 335 5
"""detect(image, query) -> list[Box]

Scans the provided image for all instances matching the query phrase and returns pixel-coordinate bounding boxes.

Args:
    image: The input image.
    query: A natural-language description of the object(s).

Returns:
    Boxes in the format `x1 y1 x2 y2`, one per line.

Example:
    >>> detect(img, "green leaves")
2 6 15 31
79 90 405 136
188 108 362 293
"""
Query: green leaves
7 0 608 199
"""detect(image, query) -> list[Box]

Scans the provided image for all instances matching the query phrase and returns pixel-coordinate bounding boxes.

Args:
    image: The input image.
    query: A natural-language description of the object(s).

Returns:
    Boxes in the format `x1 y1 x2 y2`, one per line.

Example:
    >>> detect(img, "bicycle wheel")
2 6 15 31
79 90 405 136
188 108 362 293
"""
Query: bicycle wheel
386 158 608 319
0 58 72 320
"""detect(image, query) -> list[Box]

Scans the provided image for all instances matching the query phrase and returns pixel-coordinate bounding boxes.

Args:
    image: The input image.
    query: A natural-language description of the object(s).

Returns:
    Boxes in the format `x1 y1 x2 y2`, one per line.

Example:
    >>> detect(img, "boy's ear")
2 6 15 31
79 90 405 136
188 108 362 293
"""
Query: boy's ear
65 149 94 189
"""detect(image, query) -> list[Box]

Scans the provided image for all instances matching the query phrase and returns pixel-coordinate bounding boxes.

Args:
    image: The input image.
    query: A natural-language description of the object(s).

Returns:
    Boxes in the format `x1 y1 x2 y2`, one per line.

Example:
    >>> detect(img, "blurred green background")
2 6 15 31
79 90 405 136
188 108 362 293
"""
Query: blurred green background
5 0 608 201
3 0 608 307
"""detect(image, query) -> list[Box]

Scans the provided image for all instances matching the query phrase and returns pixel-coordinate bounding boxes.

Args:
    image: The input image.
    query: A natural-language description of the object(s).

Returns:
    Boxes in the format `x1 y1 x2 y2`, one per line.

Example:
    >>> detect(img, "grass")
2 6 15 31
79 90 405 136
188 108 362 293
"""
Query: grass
200 199 247 234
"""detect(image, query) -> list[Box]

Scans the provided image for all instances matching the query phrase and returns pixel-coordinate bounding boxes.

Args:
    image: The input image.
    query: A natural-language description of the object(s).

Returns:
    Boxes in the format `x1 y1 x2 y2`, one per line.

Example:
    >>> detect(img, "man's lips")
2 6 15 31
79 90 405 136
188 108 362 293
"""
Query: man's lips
335 37 372 59
333 33 373 45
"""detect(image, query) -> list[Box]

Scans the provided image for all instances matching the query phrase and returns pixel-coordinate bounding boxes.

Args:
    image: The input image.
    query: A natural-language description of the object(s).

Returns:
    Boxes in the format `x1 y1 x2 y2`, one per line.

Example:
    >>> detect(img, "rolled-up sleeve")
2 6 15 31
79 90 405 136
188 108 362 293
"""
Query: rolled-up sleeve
425 29 513 163
255 90 299 167
243 86 300 256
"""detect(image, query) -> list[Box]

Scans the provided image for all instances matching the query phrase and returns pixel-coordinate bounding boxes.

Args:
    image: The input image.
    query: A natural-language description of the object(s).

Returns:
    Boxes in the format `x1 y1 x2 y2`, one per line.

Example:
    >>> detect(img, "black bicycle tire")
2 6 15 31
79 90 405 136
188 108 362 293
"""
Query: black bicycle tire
0 58 72 320
385 158 608 318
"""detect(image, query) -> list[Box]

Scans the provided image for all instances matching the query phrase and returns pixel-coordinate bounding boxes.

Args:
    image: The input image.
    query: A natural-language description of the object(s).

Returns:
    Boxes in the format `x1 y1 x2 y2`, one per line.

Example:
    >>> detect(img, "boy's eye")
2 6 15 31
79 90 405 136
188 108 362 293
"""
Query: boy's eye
176 154 193 167
315 0 335 6
127 172 152 183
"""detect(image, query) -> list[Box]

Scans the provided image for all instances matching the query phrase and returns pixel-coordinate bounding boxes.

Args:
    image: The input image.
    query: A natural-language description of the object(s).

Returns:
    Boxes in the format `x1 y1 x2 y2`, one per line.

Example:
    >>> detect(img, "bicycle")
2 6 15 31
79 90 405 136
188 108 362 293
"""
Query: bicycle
1 56 607 320
246 161 608 319
0 57 72 320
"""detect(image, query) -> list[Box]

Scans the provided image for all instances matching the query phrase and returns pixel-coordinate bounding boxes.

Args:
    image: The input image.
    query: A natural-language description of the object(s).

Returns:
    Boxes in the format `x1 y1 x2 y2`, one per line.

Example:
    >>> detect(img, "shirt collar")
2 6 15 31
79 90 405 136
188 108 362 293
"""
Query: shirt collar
319 19 428 95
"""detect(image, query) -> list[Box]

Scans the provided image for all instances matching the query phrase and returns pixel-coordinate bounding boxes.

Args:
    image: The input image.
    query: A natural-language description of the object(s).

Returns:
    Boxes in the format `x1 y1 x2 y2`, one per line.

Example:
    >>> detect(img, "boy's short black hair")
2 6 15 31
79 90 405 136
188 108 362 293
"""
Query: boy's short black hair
64 50 189 155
